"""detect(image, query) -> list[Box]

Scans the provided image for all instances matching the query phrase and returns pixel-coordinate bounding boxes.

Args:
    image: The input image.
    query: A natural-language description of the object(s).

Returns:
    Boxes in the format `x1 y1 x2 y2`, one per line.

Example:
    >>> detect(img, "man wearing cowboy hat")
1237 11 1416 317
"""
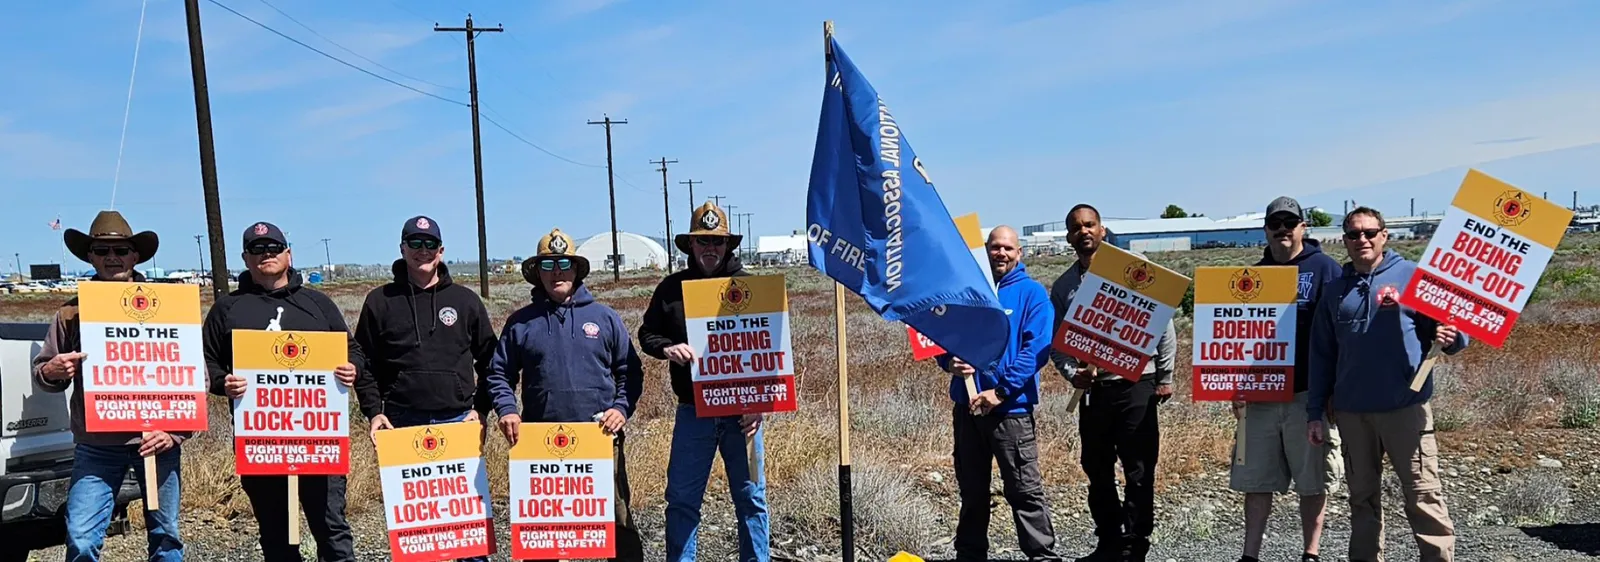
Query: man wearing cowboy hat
32 210 188 561
486 228 644 560
204 221 362 562
638 202 770 562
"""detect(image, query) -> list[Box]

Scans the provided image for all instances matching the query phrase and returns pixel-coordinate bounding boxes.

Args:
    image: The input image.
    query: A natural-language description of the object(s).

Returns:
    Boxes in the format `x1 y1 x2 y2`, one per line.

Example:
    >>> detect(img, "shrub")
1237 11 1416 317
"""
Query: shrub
1542 360 1600 429
776 455 941 559
1500 471 1570 525
1472 357 1542 430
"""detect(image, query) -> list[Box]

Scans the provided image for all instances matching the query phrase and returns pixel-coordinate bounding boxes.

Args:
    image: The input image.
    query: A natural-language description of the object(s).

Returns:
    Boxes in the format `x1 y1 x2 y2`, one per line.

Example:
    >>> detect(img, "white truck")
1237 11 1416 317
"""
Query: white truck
1 322 140 561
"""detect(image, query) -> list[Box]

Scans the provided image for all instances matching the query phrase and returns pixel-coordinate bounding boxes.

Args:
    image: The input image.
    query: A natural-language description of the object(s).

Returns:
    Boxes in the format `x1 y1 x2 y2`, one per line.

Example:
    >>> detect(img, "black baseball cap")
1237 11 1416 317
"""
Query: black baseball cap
402 216 441 242
242 221 288 247
1265 196 1304 220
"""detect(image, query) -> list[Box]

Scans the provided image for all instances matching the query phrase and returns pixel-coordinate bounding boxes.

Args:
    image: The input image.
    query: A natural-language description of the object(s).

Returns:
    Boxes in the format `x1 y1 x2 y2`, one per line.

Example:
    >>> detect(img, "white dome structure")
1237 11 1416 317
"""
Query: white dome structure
576 231 669 272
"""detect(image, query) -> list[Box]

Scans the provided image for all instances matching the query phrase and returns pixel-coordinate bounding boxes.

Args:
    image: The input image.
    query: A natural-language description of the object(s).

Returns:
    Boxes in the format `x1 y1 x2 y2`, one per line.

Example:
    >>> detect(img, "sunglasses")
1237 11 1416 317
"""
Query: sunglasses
404 238 440 250
538 258 574 271
1343 229 1383 241
89 246 133 257
246 243 286 255
693 236 726 247
1265 216 1302 230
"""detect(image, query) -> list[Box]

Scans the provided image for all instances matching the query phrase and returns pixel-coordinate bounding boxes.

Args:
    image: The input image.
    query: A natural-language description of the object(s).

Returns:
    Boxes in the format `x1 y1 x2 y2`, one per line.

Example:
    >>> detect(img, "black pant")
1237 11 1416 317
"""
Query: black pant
240 475 356 562
953 407 1062 562
1079 377 1161 541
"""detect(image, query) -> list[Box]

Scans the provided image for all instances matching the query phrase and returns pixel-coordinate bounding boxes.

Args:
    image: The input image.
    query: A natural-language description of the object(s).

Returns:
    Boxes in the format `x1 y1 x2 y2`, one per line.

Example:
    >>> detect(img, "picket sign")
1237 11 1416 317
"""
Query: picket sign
1399 170 1574 390
1052 245 1191 413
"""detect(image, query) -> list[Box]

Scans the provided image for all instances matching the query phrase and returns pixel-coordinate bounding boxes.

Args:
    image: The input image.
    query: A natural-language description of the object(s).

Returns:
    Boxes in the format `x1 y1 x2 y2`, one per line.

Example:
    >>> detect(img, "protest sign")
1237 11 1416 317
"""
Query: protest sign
78 280 207 432
375 422 495 561
906 212 996 361
1191 266 1298 402
509 422 616 560
1051 245 1190 380
1400 169 1573 348
231 329 350 475
683 274 796 417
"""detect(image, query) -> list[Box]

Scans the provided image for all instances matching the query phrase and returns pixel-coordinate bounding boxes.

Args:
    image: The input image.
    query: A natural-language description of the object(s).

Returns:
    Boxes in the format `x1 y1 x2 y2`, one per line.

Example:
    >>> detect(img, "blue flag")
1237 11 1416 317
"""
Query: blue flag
805 35 1010 372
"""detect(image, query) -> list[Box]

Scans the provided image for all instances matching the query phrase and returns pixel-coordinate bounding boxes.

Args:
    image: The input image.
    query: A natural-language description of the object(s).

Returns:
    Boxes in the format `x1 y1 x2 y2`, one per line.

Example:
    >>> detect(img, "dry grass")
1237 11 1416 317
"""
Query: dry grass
8 233 1600 551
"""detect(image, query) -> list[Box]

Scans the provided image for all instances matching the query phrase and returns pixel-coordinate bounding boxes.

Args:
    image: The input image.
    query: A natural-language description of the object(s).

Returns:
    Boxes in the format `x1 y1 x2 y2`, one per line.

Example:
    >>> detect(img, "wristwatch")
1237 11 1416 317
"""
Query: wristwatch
993 385 1009 400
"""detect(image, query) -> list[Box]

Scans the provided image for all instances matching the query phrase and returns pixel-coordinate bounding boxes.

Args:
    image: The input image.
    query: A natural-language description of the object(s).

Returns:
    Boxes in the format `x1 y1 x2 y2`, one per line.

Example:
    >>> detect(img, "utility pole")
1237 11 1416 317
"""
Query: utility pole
725 205 738 235
587 114 628 282
1574 191 1579 211
320 238 333 281
1410 198 1415 216
709 195 727 209
184 0 231 299
679 179 701 217
652 157 678 271
13 253 21 278
194 235 205 272
435 14 503 297
736 212 753 260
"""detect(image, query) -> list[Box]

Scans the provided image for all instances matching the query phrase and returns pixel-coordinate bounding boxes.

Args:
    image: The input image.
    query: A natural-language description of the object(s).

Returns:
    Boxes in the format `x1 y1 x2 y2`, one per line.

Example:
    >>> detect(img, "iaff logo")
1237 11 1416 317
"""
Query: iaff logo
548 235 569 255
1377 285 1400 307
1123 261 1156 291
582 322 600 339
544 424 579 459
721 278 753 314
272 333 310 370
700 210 721 231
412 427 447 461
1492 190 1533 227
1229 268 1264 303
119 285 160 323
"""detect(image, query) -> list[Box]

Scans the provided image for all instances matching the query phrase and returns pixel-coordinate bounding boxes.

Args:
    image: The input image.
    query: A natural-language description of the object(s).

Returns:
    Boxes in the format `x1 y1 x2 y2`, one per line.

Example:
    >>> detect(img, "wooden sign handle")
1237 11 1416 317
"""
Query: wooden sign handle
1233 409 1247 466
288 475 300 545
1064 365 1097 413
746 432 760 484
1410 348 1441 392
963 374 981 415
143 455 159 511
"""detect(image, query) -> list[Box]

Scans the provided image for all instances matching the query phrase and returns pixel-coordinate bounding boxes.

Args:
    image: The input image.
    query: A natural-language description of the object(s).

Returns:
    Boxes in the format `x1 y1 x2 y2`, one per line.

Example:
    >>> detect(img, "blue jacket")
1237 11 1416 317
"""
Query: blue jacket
1254 239 1343 394
939 261 1055 415
1307 249 1468 421
486 284 643 423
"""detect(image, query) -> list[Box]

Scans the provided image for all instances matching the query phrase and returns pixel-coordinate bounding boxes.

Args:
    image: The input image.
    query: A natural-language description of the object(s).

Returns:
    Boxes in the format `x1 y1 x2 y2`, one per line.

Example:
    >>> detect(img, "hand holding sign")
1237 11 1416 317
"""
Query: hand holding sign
499 413 523 446
225 373 248 399
1435 324 1460 348
664 343 696 365
41 352 87 382
333 362 357 386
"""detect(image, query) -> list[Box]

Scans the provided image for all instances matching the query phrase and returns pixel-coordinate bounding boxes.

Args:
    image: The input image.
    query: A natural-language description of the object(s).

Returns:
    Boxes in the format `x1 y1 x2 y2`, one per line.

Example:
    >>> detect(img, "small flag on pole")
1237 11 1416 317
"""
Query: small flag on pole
49 217 61 230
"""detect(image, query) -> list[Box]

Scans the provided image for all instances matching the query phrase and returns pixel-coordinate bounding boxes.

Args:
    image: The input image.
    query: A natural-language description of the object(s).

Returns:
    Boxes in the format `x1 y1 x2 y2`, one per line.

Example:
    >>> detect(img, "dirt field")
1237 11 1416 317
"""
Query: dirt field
9 234 1600 561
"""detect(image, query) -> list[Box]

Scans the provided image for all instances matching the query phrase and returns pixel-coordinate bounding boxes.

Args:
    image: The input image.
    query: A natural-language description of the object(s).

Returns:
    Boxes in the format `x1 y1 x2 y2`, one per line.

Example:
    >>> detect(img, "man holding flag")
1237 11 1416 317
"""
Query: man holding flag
807 24 1015 561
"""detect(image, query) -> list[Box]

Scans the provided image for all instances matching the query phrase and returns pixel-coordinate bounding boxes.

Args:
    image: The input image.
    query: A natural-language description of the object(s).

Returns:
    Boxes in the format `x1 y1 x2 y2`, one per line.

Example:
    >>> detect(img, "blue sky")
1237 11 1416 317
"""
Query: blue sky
4 0 1599 272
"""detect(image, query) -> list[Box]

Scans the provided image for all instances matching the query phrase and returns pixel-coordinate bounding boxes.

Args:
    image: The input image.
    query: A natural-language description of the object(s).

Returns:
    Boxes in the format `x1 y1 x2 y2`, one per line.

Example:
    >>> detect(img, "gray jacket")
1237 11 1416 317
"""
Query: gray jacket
1048 258 1177 385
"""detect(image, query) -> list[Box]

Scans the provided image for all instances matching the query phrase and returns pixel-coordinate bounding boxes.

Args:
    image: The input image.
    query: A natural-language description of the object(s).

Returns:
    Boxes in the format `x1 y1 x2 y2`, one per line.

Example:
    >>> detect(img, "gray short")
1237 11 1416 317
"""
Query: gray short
1229 391 1344 496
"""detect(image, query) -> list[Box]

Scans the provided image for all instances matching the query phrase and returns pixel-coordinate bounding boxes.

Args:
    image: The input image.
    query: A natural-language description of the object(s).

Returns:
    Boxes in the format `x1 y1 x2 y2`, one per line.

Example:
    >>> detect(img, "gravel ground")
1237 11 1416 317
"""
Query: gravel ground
27 431 1600 561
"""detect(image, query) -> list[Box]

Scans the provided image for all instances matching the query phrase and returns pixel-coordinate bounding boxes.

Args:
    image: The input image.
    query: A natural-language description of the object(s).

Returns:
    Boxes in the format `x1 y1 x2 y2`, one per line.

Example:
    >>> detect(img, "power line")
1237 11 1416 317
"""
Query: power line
253 0 466 92
479 113 604 168
205 0 468 106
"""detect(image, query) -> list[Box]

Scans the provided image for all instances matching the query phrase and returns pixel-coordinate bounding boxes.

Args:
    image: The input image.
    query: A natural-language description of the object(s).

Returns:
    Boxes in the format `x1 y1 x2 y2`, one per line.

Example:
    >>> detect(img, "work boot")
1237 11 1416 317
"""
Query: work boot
1120 535 1150 562
1074 536 1123 562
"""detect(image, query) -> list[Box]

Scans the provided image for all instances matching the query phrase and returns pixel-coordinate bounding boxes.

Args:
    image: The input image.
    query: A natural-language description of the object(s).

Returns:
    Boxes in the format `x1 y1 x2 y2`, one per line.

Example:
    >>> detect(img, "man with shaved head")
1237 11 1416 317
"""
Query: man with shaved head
938 225 1063 561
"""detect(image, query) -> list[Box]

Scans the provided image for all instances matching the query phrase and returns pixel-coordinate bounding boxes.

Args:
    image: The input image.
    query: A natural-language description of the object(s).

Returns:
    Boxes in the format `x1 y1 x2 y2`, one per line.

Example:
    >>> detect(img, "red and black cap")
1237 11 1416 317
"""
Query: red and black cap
243 221 288 247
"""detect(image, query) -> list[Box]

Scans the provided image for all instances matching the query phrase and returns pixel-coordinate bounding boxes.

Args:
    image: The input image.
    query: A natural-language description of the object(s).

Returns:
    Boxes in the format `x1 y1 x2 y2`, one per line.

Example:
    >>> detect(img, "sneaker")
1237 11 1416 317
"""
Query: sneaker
1121 536 1151 562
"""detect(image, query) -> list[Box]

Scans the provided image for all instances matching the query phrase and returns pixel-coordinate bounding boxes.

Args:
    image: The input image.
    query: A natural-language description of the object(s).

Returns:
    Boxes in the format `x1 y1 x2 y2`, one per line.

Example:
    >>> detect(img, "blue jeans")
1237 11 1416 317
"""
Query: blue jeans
65 443 183 562
380 407 488 562
665 405 769 562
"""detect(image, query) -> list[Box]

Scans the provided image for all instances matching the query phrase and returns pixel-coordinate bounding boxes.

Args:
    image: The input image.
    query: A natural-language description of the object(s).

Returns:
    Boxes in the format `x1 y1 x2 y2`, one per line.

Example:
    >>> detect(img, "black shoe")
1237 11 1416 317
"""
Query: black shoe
1120 536 1150 562
1300 554 1322 562
1074 538 1123 562
1236 557 1260 562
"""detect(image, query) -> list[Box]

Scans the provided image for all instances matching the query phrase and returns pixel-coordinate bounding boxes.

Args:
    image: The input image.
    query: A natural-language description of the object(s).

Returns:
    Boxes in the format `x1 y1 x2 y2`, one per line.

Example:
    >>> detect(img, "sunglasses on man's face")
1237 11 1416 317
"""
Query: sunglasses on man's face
693 236 725 247
404 238 441 250
246 243 286 256
1343 229 1383 241
538 258 574 272
90 246 133 257
1265 216 1302 231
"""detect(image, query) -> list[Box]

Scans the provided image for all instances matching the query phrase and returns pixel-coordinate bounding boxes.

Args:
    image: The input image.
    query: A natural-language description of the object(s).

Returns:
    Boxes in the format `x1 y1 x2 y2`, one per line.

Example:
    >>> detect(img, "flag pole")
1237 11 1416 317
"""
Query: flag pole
824 19 855 562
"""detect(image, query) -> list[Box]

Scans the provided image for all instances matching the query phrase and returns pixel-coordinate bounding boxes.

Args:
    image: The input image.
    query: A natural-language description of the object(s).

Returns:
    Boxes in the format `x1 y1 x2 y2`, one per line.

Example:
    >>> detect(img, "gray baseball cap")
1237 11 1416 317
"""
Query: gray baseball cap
1265 196 1303 219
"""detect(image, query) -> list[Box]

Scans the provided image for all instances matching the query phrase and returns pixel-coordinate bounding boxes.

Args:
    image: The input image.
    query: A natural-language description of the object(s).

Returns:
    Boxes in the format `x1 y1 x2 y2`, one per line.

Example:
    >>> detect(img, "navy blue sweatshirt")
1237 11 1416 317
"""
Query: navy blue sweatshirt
1307 249 1469 421
937 262 1054 415
1254 239 1343 394
486 284 643 423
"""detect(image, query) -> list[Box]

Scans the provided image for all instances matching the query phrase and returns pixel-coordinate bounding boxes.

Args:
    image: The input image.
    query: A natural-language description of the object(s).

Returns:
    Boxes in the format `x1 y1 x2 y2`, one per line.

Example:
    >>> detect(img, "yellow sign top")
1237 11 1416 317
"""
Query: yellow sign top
232 329 349 372
682 274 789 319
509 422 614 461
1451 168 1573 249
1193 266 1299 305
1085 244 1191 308
77 281 201 325
375 421 484 467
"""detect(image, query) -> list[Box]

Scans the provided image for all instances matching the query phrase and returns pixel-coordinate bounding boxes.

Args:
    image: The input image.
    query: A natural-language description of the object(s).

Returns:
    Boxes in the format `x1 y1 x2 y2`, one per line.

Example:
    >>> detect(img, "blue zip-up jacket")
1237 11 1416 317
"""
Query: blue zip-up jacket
1307 249 1469 421
1255 239 1343 394
486 284 643 423
938 261 1055 415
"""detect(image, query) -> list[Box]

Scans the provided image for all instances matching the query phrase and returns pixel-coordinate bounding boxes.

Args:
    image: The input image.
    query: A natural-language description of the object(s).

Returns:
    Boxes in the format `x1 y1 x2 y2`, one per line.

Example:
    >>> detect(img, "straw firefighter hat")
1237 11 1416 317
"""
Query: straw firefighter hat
522 228 589 285
674 202 741 255
65 210 159 264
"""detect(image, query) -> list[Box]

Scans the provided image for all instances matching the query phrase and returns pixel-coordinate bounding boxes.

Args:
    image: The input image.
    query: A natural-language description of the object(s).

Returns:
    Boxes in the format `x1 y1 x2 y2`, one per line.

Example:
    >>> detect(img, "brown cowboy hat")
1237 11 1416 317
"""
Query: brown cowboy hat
64 210 159 264
674 202 742 255
522 228 590 285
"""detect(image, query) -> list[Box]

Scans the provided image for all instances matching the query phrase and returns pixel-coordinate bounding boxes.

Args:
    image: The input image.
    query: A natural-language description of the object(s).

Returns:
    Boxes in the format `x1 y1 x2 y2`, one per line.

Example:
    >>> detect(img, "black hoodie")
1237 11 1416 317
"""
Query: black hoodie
204 268 365 396
1254 238 1343 394
352 260 497 419
638 252 748 406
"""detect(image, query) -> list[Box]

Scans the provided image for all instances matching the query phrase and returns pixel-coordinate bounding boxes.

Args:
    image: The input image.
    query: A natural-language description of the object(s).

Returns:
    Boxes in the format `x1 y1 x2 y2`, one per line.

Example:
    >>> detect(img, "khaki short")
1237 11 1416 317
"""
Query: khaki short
1229 391 1344 496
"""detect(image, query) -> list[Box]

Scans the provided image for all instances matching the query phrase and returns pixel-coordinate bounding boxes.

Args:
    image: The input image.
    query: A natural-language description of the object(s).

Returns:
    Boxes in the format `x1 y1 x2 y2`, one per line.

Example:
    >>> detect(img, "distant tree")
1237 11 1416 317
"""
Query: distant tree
1162 204 1188 219
1309 209 1333 227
